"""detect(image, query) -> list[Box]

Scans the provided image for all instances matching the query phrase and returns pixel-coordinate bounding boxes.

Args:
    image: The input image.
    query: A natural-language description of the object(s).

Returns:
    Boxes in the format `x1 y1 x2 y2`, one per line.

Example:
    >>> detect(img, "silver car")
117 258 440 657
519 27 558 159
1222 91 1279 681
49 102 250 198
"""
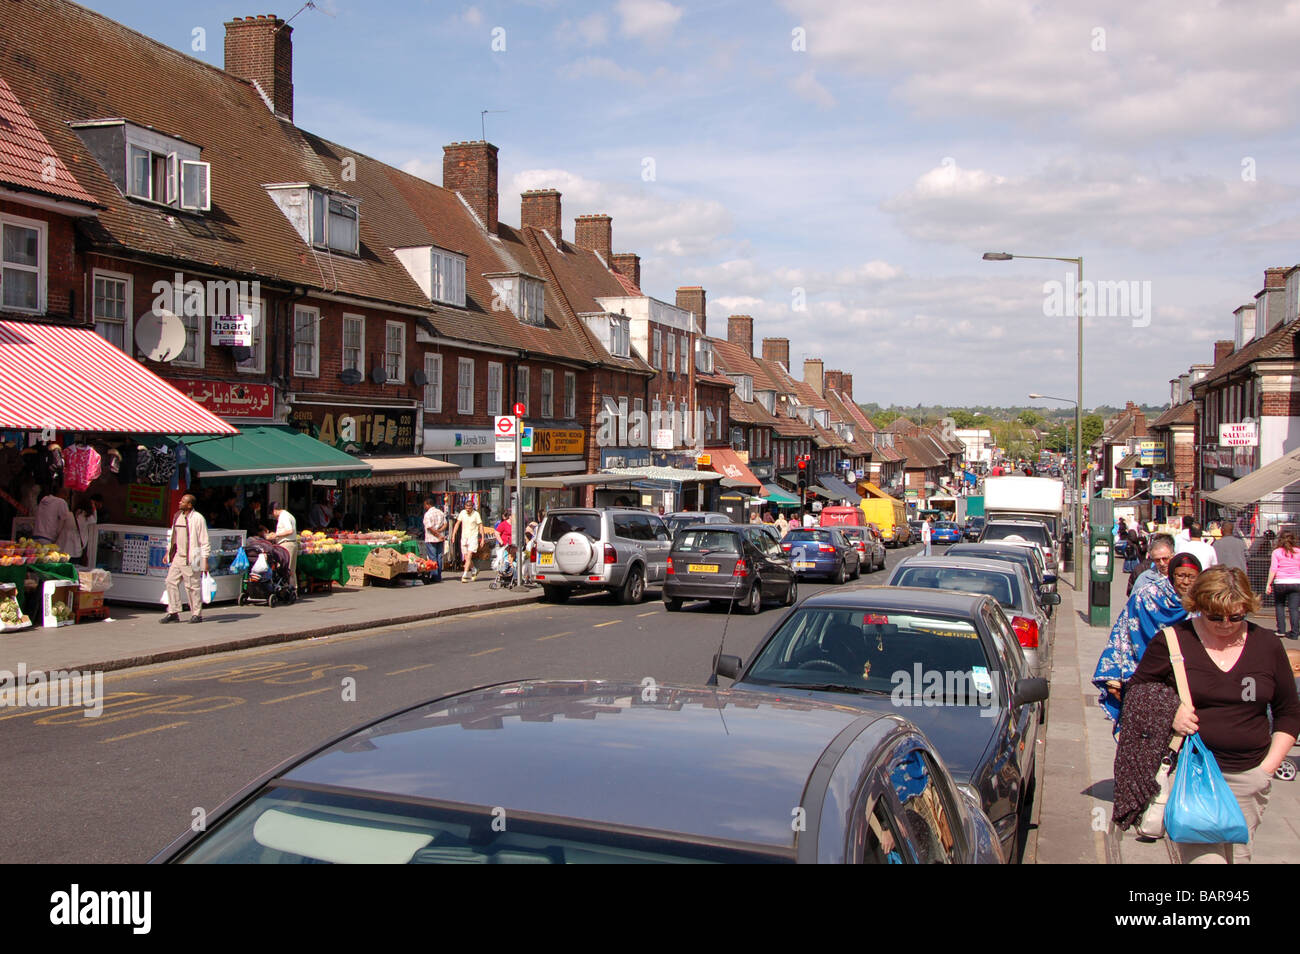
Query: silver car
533 508 671 604
885 555 1056 678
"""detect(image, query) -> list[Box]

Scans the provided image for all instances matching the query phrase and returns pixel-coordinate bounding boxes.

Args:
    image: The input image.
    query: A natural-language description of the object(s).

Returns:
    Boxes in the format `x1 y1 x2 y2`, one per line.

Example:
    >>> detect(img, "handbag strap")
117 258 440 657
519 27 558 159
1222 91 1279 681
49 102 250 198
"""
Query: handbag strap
1163 625 1192 754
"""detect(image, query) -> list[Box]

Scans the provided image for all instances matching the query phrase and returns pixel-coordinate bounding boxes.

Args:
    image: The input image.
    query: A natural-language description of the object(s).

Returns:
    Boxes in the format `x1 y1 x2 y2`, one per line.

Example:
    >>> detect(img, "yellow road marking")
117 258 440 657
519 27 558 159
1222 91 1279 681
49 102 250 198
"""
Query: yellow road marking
636 611 658 618
386 663 434 675
536 631 573 641
592 621 619 628
101 721 189 743
469 647 503 657
260 687 333 705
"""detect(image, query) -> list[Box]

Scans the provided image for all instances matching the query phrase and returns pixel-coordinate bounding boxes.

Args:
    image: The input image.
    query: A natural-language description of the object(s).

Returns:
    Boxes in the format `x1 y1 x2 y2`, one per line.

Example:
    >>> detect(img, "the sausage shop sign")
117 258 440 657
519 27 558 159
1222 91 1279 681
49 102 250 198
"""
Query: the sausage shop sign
290 403 417 455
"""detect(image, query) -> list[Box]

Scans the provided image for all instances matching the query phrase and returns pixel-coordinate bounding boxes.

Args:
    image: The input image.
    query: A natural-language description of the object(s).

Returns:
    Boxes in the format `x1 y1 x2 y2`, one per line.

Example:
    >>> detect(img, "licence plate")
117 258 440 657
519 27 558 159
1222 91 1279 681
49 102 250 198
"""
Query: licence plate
687 564 719 573
794 561 816 569
538 553 554 566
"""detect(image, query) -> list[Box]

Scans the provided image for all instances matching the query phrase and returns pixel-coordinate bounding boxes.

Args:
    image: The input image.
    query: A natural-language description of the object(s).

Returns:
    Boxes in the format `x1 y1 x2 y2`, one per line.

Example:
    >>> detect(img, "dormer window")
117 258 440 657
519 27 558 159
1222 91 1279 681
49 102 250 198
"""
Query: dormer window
695 338 714 373
610 316 630 357
728 374 753 403
73 120 211 211
485 273 546 326
311 189 359 254
431 248 466 306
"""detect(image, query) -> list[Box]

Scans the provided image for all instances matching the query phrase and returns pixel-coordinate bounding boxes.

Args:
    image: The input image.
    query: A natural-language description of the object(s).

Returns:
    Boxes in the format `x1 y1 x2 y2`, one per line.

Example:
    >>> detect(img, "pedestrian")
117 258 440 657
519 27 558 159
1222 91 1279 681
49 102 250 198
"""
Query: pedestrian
1214 519 1248 574
160 493 210 624
1130 566 1300 863
74 494 102 568
522 517 539 585
495 511 513 548
762 511 774 524
1093 552 1203 727
749 509 761 524
422 496 447 572
309 492 333 530
774 512 789 537
33 486 71 545
1128 533 1175 596
1174 515 1194 548
1176 523 1218 569
922 516 933 556
240 498 265 538
269 502 299 594
216 492 241 530
1265 531 1300 640
454 499 485 582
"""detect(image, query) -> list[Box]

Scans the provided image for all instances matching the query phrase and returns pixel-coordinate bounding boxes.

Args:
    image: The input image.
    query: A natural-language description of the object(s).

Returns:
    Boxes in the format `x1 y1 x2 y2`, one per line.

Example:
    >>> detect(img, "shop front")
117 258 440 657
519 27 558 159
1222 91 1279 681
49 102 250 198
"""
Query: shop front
521 427 586 519
424 427 505 525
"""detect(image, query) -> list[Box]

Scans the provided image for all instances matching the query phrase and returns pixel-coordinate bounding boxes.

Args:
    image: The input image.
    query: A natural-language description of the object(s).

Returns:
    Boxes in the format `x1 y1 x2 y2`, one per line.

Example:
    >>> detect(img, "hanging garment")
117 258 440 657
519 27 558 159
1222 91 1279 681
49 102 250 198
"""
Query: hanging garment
135 445 154 482
172 441 190 491
63 444 103 492
148 444 176 486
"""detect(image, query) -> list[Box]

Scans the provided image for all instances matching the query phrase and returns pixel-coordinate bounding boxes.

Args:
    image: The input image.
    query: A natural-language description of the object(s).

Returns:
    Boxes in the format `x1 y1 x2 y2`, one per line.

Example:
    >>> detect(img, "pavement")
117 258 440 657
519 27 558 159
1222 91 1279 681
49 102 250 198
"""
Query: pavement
0 573 542 676
1036 569 1300 864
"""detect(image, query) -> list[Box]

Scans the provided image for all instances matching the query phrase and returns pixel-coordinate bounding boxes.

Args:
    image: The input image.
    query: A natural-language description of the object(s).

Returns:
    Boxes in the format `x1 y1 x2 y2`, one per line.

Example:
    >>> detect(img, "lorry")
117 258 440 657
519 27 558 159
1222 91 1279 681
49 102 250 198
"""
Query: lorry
982 476 1064 537
859 496 911 547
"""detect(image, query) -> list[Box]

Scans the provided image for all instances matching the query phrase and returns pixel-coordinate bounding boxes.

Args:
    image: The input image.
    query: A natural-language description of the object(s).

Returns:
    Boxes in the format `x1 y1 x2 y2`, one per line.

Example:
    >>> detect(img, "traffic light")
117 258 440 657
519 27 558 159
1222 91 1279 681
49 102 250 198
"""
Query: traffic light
796 455 809 492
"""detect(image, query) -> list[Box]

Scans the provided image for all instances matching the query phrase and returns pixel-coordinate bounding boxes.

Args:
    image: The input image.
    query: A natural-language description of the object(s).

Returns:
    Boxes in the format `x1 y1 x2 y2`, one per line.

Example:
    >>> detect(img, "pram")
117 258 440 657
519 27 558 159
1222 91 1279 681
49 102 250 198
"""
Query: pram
488 544 520 590
238 536 296 607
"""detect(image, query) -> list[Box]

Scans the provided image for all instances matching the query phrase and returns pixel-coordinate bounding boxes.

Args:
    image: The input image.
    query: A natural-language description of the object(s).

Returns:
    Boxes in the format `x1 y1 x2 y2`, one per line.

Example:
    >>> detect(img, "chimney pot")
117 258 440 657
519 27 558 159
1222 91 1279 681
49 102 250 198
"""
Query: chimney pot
443 141 499 234
676 286 706 336
575 214 613 264
761 337 789 370
727 315 754 356
841 373 854 400
521 189 562 241
224 15 294 121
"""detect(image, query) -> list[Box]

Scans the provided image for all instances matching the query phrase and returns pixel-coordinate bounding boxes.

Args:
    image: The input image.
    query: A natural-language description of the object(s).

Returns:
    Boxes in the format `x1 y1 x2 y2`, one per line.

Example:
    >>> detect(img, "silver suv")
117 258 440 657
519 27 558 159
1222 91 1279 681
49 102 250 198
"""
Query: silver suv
534 508 672 604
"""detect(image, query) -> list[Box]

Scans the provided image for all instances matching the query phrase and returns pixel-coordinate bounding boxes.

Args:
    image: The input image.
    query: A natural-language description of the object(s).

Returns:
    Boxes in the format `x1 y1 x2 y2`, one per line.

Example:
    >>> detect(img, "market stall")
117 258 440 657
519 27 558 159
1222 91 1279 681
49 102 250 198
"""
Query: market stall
94 523 247 605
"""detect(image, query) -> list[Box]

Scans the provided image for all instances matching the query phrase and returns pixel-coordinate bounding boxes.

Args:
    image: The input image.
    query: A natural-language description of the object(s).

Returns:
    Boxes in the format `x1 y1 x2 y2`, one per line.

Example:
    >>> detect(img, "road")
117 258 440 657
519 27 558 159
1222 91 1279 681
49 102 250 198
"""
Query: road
5 546 918 863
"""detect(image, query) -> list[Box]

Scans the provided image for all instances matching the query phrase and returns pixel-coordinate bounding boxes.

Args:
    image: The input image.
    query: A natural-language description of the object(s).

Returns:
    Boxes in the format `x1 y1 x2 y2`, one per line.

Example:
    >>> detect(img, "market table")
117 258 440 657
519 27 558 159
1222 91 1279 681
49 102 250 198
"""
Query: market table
0 563 80 614
297 550 346 585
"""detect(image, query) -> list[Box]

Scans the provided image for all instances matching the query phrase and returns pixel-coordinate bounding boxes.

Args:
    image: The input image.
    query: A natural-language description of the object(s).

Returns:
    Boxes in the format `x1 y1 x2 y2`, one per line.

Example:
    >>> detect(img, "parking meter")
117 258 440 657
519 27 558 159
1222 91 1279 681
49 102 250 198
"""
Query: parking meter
1089 529 1113 627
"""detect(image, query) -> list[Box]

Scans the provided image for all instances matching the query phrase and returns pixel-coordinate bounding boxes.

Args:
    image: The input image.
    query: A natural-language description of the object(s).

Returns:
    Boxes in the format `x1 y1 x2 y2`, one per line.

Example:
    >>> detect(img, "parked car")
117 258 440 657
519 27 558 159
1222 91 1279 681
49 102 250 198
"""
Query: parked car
838 525 886 573
534 508 672 604
780 527 862 583
663 511 731 537
980 519 1058 575
931 521 962 545
963 516 986 541
663 524 797 614
152 680 1004 864
885 555 1057 677
716 586 1048 861
908 519 924 540
945 542 1057 617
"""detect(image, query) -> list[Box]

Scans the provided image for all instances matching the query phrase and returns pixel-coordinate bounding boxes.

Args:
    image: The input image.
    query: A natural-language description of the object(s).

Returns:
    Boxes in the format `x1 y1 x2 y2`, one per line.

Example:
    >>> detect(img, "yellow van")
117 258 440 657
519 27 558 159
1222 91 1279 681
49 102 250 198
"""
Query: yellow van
860 497 910 547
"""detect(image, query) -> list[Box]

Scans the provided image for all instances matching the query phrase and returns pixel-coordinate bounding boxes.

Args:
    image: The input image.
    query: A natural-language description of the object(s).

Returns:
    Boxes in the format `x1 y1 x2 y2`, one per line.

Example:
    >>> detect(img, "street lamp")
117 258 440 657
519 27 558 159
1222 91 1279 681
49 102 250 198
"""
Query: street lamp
985 251 1084 593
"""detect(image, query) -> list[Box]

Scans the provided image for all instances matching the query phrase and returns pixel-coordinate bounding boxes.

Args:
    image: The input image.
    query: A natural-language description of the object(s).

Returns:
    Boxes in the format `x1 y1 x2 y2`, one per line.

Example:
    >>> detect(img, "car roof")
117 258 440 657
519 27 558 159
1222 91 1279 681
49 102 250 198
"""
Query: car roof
798 584 991 614
277 680 886 851
893 555 1022 577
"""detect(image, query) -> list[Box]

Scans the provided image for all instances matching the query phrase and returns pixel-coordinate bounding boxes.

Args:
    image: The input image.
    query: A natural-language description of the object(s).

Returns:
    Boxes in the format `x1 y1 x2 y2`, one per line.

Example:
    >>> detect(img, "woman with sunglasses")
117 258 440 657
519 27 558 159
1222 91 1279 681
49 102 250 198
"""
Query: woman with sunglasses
1094 552 1203 727
1130 566 1300 863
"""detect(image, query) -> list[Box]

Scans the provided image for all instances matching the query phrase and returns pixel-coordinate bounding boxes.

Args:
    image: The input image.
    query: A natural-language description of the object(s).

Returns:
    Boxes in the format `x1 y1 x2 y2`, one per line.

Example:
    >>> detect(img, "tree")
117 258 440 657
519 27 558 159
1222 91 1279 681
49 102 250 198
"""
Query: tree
1044 423 1071 452
1081 414 1104 449
949 410 978 429
873 410 900 428
1017 410 1041 428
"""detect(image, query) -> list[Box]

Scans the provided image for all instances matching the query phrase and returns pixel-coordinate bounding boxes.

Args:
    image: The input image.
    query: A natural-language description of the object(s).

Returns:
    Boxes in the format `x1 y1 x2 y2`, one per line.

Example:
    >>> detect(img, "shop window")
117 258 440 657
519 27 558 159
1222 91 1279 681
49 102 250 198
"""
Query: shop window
0 213 45 313
294 306 319 377
488 362 503 416
564 372 576 419
541 370 554 419
385 320 405 383
342 314 364 372
424 353 442 413
92 270 131 352
457 357 474 415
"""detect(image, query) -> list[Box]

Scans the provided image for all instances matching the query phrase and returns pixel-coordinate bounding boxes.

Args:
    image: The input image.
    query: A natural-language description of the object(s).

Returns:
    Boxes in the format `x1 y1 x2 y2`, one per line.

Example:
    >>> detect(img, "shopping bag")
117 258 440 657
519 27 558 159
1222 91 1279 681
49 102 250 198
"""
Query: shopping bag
251 553 269 576
230 547 250 574
202 572 217 605
1164 732 1249 844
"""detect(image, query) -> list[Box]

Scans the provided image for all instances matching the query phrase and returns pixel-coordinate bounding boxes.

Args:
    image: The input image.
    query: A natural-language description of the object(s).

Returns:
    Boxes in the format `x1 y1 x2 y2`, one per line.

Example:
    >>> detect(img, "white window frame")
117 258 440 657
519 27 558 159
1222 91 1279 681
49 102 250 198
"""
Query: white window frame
457 357 475 415
294 305 320 378
431 248 467 307
311 189 360 255
652 329 662 369
541 369 554 419
520 278 545 325
632 397 644 444
667 334 676 376
180 160 212 212
0 212 47 314
609 316 630 358
91 268 132 353
680 335 689 374
424 353 443 413
384 320 406 384
516 365 529 414
342 313 365 373
564 371 576 419
487 362 503 416
174 310 205 369
235 297 267 375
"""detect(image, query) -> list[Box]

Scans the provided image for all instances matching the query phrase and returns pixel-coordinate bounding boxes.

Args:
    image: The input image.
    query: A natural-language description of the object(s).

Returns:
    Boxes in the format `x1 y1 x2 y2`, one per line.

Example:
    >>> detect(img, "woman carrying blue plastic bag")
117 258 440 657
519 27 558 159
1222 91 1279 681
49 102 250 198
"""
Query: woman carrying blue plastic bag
1131 566 1300 863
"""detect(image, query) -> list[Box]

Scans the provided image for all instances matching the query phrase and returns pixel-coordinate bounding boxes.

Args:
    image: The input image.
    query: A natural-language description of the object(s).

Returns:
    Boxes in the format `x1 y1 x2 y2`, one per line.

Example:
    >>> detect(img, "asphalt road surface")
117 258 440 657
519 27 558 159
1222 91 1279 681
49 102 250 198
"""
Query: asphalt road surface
7 545 920 863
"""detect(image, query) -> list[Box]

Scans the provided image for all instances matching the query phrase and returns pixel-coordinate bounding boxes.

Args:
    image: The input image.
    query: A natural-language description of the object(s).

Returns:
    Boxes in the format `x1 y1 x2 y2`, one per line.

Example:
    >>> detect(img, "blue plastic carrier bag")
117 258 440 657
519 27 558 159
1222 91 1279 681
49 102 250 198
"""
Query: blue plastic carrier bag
1164 732 1249 844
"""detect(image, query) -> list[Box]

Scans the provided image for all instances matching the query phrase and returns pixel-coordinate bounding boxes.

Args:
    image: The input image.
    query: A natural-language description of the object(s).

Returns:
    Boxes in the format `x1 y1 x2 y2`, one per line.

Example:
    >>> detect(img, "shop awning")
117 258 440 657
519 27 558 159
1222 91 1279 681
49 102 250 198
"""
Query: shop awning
602 466 724 484
519 473 643 490
174 426 372 484
1203 447 1300 507
807 485 834 500
818 474 860 501
761 483 801 505
349 455 460 487
0 321 237 435
706 448 762 489
859 481 900 502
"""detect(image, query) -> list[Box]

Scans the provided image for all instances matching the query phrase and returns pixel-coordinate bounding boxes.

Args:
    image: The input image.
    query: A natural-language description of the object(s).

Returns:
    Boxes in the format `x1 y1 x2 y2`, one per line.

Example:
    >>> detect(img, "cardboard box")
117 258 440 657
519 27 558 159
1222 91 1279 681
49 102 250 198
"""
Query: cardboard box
346 565 367 588
42 580 78 627
363 551 411 580
0 583 30 632
75 590 105 612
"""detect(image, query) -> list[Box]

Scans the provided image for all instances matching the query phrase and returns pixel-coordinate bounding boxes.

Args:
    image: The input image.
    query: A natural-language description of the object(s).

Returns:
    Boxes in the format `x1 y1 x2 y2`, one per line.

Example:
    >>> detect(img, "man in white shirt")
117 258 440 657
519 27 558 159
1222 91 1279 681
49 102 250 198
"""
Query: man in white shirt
270 502 300 591
161 493 210 624
422 496 447 573
33 487 71 544
1176 523 1218 569
802 511 815 529
922 517 933 556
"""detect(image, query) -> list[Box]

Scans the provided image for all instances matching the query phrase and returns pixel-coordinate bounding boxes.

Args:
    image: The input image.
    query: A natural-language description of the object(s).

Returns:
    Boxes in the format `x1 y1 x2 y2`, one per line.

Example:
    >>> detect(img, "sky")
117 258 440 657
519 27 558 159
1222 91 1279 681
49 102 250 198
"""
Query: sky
86 0 1300 410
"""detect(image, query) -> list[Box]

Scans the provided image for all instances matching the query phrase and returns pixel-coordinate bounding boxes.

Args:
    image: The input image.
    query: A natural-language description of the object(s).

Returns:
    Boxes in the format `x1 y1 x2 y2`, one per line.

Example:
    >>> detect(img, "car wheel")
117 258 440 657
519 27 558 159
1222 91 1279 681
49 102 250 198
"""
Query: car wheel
663 595 682 612
741 579 762 614
542 585 571 603
620 565 645 604
835 560 847 585
850 556 861 580
784 576 798 605
877 552 886 572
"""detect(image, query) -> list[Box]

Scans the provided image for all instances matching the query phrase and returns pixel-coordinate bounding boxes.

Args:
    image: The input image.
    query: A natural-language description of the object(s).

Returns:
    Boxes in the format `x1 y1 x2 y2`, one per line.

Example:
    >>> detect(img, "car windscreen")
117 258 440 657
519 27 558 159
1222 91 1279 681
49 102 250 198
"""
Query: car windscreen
982 524 1049 547
672 529 740 554
839 528 865 541
743 607 994 704
174 784 779 864
785 530 834 545
542 513 601 542
892 566 1019 609
936 522 959 530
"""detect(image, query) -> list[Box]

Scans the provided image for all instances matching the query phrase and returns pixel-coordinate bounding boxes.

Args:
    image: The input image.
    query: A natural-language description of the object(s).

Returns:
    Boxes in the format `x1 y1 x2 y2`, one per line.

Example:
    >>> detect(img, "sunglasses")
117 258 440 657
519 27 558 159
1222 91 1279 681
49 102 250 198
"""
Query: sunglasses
1204 613 1247 623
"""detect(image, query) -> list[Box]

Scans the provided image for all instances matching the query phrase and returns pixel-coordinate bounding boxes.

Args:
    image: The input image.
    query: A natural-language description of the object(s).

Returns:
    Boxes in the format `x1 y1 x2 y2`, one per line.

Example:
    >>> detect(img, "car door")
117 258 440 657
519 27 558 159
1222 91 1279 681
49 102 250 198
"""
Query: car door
641 513 672 583
979 602 1036 835
747 528 787 598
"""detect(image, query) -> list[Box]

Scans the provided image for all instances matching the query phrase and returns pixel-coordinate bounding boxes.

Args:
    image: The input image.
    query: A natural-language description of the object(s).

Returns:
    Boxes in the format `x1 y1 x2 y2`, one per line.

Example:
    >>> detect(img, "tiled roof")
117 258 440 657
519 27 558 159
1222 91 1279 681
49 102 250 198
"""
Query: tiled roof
827 390 877 434
711 337 786 393
1151 401 1195 428
1100 408 1149 443
897 434 945 468
0 74 98 206
1196 317 1300 388
888 416 920 435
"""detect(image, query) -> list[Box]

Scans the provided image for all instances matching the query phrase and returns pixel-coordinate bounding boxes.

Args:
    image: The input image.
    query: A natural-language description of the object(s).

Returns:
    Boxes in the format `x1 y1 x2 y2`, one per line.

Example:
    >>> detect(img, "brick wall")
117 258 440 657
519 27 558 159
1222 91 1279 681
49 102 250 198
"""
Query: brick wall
1261 391 1300 417
0 199 82 322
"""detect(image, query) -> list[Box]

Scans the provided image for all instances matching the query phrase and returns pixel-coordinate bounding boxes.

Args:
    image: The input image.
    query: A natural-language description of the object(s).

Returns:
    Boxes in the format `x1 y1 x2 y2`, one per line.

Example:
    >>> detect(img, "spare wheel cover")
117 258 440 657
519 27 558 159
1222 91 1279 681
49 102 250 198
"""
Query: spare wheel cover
554 532 595 574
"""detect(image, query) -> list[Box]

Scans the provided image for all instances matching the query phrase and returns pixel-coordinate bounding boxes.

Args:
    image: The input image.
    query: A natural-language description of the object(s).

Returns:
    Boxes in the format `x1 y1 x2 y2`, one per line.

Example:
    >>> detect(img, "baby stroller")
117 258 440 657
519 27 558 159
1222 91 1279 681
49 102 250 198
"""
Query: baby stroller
488 544 518 590
238 536 296 607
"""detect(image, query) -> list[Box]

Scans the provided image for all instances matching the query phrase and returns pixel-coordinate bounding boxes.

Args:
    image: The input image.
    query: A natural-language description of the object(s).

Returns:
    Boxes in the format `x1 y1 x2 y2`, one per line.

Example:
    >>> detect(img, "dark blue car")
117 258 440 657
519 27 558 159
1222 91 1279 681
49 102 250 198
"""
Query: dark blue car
780 527 861 583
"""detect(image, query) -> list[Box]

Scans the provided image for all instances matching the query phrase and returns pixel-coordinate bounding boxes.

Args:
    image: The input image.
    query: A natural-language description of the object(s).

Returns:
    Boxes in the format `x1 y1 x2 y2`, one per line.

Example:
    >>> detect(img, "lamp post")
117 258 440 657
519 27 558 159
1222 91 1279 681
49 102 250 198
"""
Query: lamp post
984 251 1084 593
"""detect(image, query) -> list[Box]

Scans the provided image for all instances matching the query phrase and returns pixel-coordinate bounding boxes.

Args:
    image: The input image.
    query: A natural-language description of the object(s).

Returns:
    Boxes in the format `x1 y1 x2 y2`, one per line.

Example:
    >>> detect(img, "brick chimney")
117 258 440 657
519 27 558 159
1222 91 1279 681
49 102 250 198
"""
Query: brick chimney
443 141 499 234
804 358 824 396
1214 339 1234 365
761 337 789 369
841 373 853 400
676 287 706 336
575 214 612 263
521 189 562 240
225 15 294 121
727 315 753 355
611 253 640 289
824 369 843 393
1266 266 1288 288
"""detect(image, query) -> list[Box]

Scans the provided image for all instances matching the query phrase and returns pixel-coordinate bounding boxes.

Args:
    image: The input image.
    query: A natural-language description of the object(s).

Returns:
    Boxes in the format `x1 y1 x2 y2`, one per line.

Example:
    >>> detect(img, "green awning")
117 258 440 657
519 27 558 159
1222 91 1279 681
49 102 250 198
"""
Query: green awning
761 483 800 505
170 426 373 485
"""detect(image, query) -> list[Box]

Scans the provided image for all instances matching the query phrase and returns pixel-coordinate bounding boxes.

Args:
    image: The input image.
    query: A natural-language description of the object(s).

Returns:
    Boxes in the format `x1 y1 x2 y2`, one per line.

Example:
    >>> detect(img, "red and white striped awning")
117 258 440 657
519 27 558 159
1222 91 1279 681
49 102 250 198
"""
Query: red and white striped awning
0 321 238 435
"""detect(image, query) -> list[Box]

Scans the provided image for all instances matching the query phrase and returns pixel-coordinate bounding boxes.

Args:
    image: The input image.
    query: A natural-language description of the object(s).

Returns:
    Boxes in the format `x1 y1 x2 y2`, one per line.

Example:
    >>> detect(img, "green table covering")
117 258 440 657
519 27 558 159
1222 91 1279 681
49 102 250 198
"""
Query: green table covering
297 550 345 584
0 563 80 614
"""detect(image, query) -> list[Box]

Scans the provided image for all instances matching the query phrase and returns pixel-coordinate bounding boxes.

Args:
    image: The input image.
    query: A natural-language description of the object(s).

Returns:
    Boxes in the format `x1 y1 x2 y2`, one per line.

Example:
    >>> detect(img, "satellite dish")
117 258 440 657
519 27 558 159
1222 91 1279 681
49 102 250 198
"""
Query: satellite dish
412 369 428 387
339 368 363 386
370 365 387 385
135 309 187 362
230 345 252 363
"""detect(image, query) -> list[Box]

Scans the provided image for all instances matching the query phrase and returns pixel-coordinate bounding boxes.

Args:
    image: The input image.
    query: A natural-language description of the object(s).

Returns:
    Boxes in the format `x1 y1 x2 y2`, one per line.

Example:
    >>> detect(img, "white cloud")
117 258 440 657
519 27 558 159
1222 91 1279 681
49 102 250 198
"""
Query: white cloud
575 13 609 44
460 6 483 26
561 57 645 85
616 0 683 41
790 70 835 108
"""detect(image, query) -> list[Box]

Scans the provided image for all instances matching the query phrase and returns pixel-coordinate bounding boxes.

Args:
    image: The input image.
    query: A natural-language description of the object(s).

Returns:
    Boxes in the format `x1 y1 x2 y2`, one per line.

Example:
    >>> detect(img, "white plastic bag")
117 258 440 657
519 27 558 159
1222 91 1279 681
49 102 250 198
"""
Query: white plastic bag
251 553 269 576
202 572 217 605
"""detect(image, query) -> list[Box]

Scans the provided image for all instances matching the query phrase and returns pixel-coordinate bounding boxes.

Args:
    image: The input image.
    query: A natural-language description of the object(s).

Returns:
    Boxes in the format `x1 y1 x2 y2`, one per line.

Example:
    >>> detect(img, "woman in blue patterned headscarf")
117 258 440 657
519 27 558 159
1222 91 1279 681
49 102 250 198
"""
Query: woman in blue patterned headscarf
1093 552 1203 727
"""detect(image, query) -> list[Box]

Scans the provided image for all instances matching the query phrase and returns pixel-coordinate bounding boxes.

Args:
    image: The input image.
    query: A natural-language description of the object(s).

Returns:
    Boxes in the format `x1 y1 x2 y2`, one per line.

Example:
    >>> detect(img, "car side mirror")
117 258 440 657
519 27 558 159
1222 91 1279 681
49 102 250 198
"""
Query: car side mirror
1042 592 1061 606
714 653 742 681
1011 677 1049 707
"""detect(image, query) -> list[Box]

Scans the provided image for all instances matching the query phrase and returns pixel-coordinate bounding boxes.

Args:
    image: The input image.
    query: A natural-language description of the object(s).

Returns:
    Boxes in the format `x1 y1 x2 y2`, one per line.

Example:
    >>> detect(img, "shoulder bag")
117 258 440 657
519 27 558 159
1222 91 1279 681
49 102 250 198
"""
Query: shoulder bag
1134 626 1191 839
